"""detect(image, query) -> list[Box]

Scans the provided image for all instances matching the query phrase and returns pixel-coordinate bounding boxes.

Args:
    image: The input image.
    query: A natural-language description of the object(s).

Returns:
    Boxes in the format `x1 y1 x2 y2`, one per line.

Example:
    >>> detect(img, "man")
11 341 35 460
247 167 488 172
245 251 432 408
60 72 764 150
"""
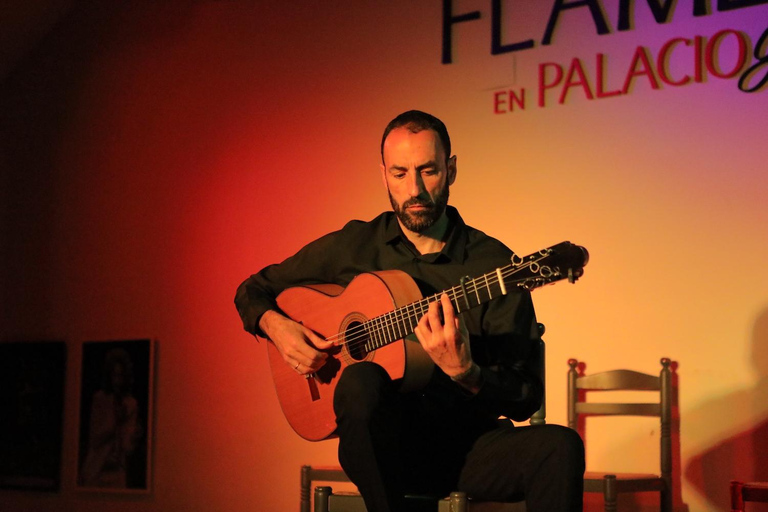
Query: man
235 110 584 511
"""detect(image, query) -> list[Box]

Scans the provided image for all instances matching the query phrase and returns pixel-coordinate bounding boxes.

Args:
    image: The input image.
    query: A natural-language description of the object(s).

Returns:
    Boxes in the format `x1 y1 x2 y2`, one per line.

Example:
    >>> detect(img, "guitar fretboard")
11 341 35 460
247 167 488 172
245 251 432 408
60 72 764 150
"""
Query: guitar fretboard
341 241 586 355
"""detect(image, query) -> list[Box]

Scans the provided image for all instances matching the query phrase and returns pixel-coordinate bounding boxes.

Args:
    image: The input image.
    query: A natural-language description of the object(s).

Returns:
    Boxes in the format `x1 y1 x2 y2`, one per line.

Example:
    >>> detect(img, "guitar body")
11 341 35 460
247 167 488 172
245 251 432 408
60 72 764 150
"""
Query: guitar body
266 270 434 441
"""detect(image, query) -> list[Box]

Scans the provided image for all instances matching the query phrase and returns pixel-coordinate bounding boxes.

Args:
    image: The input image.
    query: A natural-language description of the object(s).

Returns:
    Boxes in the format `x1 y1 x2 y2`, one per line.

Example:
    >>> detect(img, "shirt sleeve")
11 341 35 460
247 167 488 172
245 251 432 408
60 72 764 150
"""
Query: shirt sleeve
234 229 345 338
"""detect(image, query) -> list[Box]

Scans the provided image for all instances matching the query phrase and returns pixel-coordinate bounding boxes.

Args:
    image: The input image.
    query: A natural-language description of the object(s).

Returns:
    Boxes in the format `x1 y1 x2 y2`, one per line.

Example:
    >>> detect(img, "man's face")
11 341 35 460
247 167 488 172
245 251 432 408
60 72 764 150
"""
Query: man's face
380 127 456 234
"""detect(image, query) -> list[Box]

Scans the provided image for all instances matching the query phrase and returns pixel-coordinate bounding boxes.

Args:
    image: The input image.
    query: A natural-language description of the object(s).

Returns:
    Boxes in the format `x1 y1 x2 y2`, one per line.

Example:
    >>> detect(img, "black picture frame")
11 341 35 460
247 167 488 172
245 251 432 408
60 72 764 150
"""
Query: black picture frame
0 341 67 491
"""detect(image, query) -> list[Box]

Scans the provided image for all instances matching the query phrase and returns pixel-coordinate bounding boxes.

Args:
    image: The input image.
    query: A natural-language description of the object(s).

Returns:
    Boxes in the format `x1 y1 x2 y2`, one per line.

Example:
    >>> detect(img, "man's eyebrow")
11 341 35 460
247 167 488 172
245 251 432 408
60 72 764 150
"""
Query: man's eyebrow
388 160 438 172
416 160 438 171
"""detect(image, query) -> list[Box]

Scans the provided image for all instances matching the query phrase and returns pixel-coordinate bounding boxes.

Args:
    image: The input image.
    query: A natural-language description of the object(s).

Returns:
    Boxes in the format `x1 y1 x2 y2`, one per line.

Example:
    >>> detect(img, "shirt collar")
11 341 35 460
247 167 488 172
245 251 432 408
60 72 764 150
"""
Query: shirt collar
381 206 468 264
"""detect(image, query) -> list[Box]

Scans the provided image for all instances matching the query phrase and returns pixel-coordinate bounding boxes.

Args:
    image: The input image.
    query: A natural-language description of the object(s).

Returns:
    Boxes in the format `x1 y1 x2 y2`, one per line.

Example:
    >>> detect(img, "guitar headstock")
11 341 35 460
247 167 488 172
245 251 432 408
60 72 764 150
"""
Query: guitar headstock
509 241 589 291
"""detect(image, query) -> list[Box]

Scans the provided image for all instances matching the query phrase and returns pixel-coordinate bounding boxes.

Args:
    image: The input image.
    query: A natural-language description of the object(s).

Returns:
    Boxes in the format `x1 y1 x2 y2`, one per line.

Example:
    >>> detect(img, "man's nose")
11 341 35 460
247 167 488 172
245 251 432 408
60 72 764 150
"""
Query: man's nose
407 172 426 197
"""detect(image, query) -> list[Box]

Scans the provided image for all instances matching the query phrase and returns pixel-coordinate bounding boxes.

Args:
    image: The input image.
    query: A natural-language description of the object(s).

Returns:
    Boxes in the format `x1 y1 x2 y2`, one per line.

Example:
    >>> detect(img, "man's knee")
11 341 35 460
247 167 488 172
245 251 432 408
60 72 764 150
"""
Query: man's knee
334 362 393 419
543 425 585 473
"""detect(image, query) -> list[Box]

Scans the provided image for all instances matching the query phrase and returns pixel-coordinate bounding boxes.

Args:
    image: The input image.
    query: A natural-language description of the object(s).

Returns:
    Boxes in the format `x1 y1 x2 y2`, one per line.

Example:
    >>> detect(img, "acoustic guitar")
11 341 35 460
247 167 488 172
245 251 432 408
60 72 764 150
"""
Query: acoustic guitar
264 241 589 441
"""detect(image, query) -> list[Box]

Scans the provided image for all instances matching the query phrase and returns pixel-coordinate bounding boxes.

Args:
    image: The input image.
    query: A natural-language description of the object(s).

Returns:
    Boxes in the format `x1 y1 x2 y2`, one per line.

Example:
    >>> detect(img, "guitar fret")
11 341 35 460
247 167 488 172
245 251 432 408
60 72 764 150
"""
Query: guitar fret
366 319 377 350
381 316 389 347
382 313 392 343
496 267 507 295
414 301 422 327
360 321 369 351
392 311 400 341
382 315 391 346
379 316 388 348
417 298 427 319
393 310 404 339
390 311 399 340
403 309 411 335
403 303 413 333
373 316 384 348
384 312 394 343
458 277 470 312
407 302 418 331
484 273 493 300
382 314 391 346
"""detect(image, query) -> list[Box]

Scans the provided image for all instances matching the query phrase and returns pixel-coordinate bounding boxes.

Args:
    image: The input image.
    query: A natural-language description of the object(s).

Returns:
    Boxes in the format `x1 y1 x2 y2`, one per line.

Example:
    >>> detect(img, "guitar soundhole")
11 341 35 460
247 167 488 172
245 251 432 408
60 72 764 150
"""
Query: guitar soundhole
345 320 370 361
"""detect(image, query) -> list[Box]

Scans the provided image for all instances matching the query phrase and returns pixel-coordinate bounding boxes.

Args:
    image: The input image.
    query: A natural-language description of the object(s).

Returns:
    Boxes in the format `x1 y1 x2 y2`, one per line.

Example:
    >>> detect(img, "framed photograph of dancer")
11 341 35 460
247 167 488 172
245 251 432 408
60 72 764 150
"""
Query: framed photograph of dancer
76 338 155 492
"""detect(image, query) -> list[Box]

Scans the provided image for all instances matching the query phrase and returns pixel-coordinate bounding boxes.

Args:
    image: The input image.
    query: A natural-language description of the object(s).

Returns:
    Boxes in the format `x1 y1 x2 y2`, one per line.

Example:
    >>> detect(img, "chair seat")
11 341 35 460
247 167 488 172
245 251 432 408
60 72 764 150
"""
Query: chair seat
584 471 666 492
307 469 525 511
324 491 527 512
731 480 768 511
741 481 768 499
461 501 527 512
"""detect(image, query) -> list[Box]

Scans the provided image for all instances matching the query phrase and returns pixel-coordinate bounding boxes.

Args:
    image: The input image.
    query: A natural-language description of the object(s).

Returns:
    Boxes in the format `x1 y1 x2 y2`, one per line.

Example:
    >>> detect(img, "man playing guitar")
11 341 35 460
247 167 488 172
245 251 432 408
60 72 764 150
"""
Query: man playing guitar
235 110 585 512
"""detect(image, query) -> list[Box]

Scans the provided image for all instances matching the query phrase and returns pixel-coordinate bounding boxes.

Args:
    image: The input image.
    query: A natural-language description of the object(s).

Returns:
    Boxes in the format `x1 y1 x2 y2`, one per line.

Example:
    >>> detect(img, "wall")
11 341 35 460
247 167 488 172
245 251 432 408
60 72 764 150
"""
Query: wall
1 1 767 511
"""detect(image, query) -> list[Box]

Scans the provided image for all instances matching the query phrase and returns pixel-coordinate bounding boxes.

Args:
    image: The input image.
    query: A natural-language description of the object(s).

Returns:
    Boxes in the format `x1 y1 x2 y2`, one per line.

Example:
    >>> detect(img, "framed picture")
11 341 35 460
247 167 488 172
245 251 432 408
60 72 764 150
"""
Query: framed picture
0 341 67 491
77 339 154 492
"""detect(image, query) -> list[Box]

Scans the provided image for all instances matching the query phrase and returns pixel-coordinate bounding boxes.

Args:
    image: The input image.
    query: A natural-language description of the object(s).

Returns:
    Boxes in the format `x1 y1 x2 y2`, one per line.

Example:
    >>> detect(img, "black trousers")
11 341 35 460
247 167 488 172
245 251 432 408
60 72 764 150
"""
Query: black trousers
334 362 585 512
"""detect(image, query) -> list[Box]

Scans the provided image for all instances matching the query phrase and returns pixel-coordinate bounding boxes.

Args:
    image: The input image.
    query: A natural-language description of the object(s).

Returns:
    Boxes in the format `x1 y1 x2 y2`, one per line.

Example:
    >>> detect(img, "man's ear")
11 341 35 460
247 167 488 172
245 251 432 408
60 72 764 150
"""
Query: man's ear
447 155 457 186
380 162 388 190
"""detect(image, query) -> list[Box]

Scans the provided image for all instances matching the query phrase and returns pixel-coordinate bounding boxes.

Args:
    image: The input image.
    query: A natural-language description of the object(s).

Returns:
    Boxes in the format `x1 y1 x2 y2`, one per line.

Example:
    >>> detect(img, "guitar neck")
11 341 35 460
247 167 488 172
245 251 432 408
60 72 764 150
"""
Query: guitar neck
360 241 587 353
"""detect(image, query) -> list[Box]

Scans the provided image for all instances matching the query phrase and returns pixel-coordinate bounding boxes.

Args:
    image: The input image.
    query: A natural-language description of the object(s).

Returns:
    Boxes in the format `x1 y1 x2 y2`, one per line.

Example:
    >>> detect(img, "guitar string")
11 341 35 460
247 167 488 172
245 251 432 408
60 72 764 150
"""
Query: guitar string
327 259 553 352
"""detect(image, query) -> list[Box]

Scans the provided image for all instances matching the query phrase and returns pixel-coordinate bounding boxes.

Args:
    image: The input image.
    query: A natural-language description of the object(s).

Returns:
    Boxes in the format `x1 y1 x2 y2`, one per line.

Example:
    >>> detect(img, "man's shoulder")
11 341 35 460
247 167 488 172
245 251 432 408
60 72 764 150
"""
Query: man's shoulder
291 212 392 259
462 222 515 257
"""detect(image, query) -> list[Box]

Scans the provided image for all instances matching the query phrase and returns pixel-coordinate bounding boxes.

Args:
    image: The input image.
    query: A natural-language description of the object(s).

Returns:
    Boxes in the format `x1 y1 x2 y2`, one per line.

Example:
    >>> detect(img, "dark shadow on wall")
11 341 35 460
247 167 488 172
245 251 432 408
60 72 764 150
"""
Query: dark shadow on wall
0 1 197 339
684 306 768 511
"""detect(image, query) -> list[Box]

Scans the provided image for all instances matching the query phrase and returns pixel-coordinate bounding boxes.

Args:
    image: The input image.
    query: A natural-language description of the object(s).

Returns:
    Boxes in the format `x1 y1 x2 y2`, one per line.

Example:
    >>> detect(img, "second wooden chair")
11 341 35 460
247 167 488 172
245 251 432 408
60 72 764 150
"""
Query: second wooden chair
567 357 676 512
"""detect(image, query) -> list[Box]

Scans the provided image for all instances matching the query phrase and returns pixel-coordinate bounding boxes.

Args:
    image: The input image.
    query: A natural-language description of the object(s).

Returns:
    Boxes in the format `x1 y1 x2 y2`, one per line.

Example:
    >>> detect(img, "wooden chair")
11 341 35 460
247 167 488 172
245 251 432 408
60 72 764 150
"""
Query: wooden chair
730 481 768 511
567 357 675 512
301 325 547 512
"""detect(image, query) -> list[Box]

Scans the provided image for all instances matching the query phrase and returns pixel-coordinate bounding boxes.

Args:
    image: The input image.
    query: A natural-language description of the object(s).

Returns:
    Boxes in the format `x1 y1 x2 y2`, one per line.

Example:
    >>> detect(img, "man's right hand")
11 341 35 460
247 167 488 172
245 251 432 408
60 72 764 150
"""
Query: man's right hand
258 310 333 375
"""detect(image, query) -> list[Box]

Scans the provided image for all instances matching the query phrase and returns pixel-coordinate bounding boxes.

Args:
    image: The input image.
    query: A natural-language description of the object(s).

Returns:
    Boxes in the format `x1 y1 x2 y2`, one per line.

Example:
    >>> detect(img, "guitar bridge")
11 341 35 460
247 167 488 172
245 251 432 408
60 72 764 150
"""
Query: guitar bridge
307 373 320 401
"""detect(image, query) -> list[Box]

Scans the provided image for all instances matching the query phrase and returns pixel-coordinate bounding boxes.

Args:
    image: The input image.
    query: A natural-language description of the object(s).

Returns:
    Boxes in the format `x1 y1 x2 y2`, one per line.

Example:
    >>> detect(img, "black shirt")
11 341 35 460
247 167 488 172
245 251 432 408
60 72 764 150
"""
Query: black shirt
234 206 543 422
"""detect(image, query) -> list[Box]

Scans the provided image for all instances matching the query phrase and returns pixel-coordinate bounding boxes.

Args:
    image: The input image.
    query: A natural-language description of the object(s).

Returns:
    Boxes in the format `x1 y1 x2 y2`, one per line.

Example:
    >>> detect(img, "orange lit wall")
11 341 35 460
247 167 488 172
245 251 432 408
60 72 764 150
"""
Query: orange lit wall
1 2 766 512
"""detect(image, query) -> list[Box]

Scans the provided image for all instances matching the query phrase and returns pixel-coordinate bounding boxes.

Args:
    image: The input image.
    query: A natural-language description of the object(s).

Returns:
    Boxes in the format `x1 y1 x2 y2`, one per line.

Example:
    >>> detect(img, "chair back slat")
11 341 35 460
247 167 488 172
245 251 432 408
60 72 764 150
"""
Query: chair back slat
575 402 660 416
575 369 660 390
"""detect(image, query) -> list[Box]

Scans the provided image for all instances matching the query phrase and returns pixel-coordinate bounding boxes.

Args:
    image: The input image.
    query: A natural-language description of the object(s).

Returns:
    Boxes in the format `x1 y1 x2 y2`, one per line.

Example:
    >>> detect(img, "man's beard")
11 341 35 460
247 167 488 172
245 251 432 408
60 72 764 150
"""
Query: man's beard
389 185 450 233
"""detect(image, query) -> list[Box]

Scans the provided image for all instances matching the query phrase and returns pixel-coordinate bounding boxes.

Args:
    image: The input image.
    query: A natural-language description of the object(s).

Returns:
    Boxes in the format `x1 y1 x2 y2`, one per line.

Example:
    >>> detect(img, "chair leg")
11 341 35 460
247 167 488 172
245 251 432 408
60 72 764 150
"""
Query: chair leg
730 481 745 512
448 491 469 512
301 465 311 512
603 475 617 512
314 486 332 512
661 486 673 512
